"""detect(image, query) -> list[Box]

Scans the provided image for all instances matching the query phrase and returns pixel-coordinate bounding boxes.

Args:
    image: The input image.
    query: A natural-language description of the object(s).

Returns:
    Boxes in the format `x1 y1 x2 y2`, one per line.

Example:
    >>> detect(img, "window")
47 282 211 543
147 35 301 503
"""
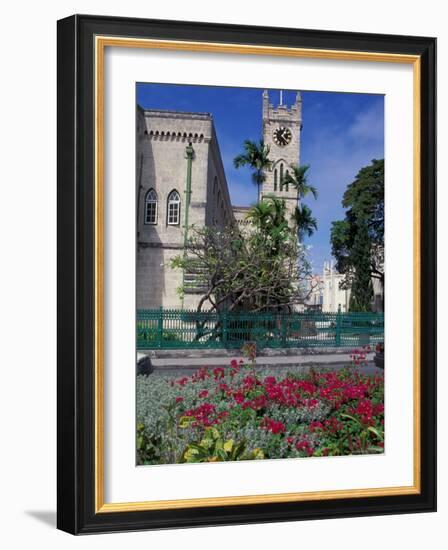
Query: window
274 169 278 191
144 189 158 224
284 169 289 192
280 163 284 191
167 190 181 225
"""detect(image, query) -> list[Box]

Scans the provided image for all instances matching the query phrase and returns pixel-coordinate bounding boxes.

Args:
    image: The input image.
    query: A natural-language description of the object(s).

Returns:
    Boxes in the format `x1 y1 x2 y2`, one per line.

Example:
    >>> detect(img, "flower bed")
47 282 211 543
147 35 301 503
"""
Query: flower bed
137 359 384 465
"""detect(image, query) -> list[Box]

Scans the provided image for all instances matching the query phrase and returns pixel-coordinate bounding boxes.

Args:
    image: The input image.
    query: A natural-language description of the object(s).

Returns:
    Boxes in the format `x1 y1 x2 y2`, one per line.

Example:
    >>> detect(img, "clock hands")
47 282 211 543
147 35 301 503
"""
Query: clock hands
274 127 291 146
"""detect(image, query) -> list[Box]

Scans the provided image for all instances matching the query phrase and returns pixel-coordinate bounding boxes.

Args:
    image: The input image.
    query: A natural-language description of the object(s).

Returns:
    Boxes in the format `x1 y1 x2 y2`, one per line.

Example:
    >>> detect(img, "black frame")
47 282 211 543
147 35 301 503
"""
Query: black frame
57 14 436 534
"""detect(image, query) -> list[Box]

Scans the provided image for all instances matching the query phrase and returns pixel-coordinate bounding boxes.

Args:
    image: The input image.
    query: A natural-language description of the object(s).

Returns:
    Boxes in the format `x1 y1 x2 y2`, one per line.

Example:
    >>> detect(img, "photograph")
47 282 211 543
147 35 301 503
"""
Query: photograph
135 83 385 466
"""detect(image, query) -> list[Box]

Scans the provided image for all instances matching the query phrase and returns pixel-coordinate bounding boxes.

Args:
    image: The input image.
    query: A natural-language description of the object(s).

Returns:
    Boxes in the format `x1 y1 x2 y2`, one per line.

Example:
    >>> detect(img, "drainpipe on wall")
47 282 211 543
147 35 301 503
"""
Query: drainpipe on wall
181 143 195 310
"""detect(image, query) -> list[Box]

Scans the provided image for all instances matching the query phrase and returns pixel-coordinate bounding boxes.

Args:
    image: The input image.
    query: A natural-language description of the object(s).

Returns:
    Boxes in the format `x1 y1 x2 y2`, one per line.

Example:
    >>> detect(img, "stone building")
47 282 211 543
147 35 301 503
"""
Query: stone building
305 260 384 313
136 90 303 310
321 260 351 312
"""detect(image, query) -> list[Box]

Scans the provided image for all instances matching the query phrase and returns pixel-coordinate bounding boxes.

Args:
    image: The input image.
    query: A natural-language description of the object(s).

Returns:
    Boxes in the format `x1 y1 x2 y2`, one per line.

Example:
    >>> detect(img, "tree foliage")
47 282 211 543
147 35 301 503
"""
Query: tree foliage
281 164 318 200
330 159 384 311
293 204 318 239
233 139 273 199
348 218 374 312
172 196 314 313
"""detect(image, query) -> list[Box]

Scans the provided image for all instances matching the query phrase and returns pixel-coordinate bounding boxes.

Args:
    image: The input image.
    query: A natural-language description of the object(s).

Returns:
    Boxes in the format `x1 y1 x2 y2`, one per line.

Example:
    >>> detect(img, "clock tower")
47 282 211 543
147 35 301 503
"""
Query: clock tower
261 89 302 221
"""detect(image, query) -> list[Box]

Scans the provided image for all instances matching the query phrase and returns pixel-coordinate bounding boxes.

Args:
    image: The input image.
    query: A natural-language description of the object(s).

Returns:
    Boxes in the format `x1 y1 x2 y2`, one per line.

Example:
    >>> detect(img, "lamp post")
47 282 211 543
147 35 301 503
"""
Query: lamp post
181 143 194 309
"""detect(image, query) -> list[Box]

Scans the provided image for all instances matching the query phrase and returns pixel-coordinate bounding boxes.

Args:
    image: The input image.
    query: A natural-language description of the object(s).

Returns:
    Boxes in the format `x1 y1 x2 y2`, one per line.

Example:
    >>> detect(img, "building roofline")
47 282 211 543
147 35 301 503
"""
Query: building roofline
137 105 213 121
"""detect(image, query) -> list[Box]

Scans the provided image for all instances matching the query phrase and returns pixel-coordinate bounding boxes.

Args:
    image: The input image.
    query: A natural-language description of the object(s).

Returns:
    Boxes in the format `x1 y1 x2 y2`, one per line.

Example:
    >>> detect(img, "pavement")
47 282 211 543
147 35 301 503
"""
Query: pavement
140 352 383 377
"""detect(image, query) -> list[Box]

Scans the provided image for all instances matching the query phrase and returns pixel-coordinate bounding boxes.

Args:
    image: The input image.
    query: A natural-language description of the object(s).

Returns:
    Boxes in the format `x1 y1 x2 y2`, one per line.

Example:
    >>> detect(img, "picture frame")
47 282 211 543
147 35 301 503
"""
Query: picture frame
57 14 436 534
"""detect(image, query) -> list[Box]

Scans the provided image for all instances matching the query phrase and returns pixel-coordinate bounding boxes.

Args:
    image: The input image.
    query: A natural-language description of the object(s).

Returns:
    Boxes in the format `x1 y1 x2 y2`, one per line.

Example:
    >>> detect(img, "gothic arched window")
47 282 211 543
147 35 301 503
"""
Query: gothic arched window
274 169 278 191
284 169 289 192
167 190 181 225
144 188 158 225
280 163 284 191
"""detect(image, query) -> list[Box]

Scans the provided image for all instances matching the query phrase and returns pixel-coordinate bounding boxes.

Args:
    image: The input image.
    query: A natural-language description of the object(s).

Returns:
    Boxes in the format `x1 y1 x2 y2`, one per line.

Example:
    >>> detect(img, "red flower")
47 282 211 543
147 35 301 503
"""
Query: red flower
192 367 210 382
243 375 258 390
213 367 225 379
348 398 382 425
218 382 230 393
234 391 245 404
243 395 267 411
296 439 314 456
184 403 217 427
198 390 209 398
309 421 323 432
175 396 184 403
323 417 343 433
230 359 239 369
261 417 285 434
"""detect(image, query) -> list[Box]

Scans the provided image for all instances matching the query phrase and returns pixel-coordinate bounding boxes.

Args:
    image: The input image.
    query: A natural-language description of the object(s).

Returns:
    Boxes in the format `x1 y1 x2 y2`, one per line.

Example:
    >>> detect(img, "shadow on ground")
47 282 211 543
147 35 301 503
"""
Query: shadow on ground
25 510 56 528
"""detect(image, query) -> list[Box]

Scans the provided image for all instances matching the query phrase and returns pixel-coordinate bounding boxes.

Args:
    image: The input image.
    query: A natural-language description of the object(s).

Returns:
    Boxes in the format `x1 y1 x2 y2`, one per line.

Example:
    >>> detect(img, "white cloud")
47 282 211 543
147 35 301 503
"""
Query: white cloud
348 101 384 143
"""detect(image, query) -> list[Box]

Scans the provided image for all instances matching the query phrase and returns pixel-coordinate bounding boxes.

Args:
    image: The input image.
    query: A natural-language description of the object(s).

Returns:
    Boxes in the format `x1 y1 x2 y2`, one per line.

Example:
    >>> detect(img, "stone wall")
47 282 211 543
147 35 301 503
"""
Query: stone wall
136 107 234 310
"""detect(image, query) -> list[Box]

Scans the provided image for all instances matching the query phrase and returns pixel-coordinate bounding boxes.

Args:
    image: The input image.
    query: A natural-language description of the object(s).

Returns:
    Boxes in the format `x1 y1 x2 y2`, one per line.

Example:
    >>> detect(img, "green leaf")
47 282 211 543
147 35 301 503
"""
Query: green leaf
232 440 246 459
215 449 228 461
368 445 385 453
252 448 265 460
340 413 362 427
178 416 194 428
367 426 384 440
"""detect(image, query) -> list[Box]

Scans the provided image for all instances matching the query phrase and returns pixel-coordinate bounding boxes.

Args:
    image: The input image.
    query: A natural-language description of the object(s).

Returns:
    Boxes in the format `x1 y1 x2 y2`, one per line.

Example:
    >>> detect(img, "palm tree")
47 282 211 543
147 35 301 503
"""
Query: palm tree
246 199 275 232
293 204 318 240
233 140 272 201
246 196 287 231
246 196 289 255
281 164 318 200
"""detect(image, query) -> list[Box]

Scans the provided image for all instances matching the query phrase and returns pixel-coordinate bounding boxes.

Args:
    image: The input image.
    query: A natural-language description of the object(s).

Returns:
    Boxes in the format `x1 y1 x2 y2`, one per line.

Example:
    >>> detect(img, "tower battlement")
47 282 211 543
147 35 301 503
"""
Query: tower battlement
263 90 302 125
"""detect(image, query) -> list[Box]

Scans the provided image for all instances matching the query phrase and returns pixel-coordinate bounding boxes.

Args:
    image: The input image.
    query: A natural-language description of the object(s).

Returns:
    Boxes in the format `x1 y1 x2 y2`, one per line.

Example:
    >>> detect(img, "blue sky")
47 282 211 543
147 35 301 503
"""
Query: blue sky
137 84 384 273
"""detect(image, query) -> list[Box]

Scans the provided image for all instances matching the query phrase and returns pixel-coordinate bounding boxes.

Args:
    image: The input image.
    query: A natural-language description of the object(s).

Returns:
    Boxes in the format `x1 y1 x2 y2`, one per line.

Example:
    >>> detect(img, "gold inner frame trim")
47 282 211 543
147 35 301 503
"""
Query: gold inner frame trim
94 35 421 514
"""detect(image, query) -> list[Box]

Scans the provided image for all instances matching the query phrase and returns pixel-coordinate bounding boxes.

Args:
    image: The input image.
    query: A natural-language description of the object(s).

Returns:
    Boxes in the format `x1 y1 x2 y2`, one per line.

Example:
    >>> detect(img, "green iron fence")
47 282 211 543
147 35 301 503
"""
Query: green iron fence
137 308 384 350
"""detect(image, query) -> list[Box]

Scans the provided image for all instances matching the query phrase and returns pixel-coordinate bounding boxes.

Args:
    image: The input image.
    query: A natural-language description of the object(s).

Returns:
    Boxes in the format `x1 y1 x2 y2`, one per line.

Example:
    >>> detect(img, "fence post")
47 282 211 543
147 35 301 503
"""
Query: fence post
281 313 287 344
157 306 164 349
335 305 342 347
222 310 228 346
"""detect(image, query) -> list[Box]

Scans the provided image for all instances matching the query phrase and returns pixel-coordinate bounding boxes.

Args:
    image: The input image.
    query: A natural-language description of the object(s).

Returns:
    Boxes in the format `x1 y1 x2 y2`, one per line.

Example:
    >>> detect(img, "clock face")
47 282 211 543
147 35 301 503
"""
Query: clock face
273 126 292 147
